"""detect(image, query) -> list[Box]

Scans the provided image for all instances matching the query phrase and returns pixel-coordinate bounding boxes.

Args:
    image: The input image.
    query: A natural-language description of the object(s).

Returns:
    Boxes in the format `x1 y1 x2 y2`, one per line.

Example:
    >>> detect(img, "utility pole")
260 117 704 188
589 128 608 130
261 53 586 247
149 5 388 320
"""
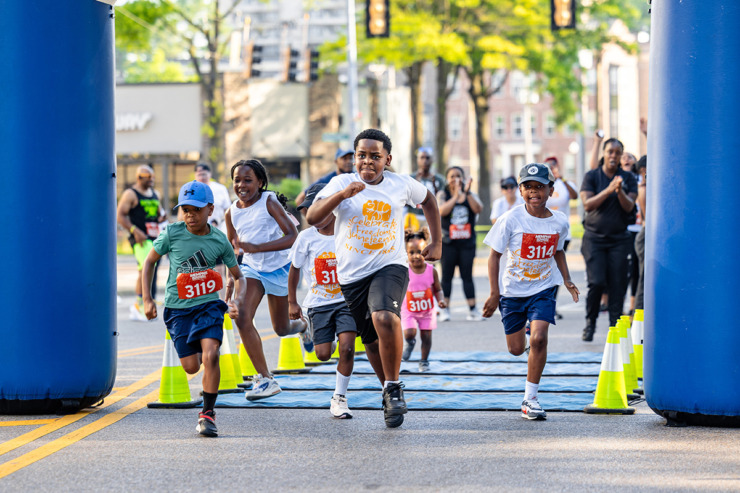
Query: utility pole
346 0 360 140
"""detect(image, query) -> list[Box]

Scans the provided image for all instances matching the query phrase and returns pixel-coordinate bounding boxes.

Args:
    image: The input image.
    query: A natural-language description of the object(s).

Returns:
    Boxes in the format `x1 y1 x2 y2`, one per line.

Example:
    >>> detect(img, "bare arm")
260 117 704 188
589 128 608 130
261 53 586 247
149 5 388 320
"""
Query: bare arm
482 249 503 318
239 194 298 253
637 183 647 224
436 190 457 217
554 250 579 302
117 189 148 244
420 190 442 261
466 191 483 214
306 182 365 226
589 130 603 170
227 265 247 327
142 247 164 320
432 267 446 308
581 176 635 213
287 265 303 320
563 181 578 200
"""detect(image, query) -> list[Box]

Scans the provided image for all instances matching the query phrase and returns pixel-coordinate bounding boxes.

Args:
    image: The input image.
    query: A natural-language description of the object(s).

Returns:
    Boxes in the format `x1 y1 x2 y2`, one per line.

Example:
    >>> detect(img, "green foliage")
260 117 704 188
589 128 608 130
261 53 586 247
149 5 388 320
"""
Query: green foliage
122 49 195 83
273 178 304 208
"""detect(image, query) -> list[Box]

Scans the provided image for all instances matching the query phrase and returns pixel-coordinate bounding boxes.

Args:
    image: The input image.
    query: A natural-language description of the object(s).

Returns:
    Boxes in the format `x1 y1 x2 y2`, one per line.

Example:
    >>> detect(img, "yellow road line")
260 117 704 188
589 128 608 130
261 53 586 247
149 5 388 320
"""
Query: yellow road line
0 420 57 427
119 348 165 358
118 344 162 355
0 370 160 458
0 387 161 479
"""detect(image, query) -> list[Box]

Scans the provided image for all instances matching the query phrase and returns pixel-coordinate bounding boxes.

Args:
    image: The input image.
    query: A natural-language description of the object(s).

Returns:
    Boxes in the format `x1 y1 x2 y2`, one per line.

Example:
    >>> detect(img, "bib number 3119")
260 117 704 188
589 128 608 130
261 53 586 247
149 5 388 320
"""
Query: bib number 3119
176 269 223 300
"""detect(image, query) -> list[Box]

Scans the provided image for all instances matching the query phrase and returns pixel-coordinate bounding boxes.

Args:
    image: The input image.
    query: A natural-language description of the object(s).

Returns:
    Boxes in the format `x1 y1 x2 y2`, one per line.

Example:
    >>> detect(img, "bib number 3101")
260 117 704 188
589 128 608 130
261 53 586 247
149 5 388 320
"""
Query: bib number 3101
406 288 433 312
176 269 223 300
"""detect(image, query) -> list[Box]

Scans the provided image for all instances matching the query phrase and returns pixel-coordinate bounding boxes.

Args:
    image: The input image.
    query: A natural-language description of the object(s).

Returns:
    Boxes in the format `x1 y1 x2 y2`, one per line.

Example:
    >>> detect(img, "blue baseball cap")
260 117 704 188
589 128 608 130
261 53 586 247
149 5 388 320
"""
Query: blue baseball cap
335 148 354 160
174 180 214 210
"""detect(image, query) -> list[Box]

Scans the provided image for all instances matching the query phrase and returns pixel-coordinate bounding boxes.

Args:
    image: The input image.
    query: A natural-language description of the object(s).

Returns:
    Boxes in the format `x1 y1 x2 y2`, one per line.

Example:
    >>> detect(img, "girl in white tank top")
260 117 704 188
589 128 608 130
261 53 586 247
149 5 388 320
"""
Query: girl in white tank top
225 160 309 380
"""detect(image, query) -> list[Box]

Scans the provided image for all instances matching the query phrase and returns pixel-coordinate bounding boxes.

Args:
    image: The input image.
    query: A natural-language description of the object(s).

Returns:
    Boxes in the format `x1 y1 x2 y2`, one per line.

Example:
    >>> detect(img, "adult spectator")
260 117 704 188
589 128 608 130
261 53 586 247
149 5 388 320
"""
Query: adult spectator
436 166 484 322
407 147 446 229
194 162 232 233
543 156 578 319
295 149 354 206
634 155 647 311
490 176 523 225
117 165 167 320
580 138 638 341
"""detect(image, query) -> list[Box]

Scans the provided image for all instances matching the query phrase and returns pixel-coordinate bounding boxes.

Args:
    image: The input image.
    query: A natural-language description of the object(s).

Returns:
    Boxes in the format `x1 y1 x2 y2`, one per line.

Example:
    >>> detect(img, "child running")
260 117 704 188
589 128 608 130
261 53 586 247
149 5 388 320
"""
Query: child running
288 183 357 419
142 181 246 437
400 228 446 372
482 163 579 420
307 128 442 428
225 159 309 401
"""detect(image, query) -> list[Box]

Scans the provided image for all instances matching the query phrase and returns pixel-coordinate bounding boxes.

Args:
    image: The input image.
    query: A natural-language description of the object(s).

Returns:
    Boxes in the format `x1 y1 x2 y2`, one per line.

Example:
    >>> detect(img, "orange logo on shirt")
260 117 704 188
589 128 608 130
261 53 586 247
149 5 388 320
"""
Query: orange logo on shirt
361 200 392 249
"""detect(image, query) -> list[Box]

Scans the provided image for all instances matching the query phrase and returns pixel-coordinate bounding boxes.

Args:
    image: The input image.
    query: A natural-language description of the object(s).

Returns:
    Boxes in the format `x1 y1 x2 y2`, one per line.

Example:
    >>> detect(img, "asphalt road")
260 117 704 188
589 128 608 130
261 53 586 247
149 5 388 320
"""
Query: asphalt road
1 249 739 491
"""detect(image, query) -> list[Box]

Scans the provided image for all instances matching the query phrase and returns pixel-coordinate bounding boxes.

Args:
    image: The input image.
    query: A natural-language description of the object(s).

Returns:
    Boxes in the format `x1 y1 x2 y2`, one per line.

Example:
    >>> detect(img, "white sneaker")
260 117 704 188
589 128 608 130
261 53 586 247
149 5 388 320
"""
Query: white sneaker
330 394 353 419
466 307 484 321
437 307 450 322
521 399 547 420
246 374 282 401
129 304 147 321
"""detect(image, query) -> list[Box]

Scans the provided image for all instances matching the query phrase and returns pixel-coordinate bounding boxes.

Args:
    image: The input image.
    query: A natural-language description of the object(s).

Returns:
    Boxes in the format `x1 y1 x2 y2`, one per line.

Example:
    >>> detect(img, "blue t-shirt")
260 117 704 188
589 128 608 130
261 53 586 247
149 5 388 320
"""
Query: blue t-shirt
153 222 237 309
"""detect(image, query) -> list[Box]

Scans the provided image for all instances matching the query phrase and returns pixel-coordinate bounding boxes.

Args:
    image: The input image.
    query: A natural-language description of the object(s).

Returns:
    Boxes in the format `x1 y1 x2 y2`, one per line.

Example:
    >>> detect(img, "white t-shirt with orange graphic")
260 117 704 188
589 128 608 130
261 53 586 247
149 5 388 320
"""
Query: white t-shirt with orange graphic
316 172 429 284
289 227 344 308
483 204 569 297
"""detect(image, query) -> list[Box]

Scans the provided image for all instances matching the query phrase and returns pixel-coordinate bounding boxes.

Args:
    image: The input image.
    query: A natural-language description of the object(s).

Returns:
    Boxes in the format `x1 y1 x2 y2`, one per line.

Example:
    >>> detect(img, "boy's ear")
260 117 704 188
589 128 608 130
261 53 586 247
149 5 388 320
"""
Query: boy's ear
549 186 555 197
207 203 215 216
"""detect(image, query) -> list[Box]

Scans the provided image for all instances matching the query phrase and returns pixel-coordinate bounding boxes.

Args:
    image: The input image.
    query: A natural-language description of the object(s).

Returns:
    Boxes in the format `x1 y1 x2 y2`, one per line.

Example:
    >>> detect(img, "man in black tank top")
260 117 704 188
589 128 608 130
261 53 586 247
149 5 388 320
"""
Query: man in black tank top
117 165 167 320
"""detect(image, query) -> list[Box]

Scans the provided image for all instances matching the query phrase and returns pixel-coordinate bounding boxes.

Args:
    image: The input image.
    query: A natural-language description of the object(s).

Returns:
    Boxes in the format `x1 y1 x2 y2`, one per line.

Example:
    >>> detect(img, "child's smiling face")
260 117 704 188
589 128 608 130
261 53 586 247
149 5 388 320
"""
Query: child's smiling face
519 181 553 209
406 238 427 269
233 165 262 205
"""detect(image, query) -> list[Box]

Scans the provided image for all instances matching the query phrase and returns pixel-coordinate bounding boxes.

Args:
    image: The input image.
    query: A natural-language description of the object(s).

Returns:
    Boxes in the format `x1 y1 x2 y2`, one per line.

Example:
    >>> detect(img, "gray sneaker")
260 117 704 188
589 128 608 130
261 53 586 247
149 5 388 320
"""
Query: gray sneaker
466 307 484 321
521 399 547 420
418 360 430 372
437 307 451 322
246 374 282 401
402 339 416 361
300 316 314 353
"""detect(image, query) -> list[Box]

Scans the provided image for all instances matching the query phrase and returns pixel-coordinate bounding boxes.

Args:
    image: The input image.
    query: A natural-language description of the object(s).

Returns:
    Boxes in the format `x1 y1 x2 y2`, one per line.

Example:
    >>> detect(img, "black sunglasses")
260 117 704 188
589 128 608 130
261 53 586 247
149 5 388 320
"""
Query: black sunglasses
138 175 152 180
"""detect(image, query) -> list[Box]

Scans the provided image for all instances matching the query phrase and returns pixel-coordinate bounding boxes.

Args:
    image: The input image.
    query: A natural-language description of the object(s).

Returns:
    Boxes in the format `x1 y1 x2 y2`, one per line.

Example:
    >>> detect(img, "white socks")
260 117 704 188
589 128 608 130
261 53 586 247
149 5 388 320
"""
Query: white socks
525 381 539 401
335 371 351 396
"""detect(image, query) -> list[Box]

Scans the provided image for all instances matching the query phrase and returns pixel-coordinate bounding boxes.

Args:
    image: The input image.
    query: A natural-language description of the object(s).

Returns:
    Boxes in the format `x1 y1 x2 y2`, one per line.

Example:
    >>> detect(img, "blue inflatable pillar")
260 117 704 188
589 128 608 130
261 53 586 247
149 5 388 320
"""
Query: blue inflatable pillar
0 2 117 413
646 1 740 425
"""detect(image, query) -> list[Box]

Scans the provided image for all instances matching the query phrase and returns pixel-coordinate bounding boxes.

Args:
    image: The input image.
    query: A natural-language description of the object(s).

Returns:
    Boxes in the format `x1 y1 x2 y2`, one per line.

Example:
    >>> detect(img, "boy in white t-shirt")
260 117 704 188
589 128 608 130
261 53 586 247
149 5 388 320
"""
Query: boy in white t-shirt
482 163 580 420
288 183 357 419
307 129 442 428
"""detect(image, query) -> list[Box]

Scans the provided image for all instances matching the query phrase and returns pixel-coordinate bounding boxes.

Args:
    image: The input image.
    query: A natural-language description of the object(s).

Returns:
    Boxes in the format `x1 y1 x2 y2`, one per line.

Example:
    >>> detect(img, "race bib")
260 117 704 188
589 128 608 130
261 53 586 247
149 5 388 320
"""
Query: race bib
406 288 434 313
314 257 338 286
449 223 472 240
176 269 223 300
521 233 559 260
145 221 160 238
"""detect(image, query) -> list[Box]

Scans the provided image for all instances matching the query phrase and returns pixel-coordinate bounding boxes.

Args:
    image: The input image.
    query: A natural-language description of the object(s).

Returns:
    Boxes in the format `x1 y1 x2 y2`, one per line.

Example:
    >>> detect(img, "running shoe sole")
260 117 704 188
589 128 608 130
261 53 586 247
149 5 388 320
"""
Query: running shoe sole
384 413 404 428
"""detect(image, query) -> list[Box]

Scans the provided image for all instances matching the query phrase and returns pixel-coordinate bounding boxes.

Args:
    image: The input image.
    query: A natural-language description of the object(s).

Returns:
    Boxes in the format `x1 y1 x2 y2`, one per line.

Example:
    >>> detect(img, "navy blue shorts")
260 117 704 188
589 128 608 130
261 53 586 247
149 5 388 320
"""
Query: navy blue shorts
307 301 357 345
499 286 557 335
163 299 228 358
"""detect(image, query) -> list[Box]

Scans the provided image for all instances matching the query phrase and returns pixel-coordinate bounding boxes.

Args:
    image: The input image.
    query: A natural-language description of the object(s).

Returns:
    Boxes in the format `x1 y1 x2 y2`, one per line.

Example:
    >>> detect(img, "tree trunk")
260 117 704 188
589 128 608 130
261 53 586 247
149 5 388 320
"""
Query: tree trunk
435 58 452 169
468 70 492 222
405 61 424 172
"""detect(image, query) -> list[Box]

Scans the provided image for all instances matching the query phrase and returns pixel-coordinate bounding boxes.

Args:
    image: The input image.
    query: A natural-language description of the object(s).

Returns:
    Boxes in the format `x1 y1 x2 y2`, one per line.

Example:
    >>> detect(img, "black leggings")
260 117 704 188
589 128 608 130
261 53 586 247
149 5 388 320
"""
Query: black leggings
441 242 476 301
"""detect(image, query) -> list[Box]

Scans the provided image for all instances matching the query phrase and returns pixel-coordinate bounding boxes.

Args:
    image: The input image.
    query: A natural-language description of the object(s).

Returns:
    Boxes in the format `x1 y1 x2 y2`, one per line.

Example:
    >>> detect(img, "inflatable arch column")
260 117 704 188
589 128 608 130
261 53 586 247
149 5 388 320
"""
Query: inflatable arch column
0 2 117 413
646 1 740 425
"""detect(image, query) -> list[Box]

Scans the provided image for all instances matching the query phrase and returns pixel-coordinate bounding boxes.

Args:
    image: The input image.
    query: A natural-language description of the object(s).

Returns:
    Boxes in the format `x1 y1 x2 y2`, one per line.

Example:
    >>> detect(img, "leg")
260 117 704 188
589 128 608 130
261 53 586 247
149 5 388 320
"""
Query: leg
419 329 433 361
372 310 403 382
364 340 385 384
606 238 632 326
199 338 222 394
506 325 528 356
458 245 477 307
335 330 356 378
635 227 646 310
403 327 417 343
314 341 335 361
440 242 458 306
179 353 202 375
135 270 143 298
525 320 549 385
267 294 306 337
234 278 271 377
582 234 608 325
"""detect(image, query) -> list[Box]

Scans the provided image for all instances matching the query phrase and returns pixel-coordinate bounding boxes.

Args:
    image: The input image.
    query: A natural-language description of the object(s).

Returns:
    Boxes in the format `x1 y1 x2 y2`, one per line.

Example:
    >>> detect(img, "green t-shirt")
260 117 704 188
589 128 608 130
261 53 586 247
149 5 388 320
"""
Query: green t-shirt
153 222 238 309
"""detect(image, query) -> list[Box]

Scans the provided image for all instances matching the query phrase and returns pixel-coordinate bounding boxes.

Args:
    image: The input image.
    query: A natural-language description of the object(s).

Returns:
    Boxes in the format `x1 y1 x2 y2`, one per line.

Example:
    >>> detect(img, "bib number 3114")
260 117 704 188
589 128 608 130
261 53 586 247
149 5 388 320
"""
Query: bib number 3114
176 269 223 300
521 233 559 260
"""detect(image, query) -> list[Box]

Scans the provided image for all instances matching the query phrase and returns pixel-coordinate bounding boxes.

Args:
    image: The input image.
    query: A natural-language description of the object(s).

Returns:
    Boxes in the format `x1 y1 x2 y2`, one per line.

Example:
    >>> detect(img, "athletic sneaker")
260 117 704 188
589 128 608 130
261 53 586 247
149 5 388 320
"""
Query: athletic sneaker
129 304 147 322
418 360 430 372
246 374 282 401
196 410 218 437
382 382 408 417
521 399 547 420
402 339 416 361
437 307 451 322
466 307 484 321
300 316 314 353
330 394 353 419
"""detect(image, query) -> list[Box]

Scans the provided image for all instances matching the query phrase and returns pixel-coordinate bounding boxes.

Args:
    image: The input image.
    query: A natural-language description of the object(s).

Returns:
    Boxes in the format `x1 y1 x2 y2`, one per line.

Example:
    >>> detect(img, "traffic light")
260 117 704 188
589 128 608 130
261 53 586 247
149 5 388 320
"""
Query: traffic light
281 47 299 82
551 0 576 30
305 49 319 82
244 41 263 79
366 0 389 38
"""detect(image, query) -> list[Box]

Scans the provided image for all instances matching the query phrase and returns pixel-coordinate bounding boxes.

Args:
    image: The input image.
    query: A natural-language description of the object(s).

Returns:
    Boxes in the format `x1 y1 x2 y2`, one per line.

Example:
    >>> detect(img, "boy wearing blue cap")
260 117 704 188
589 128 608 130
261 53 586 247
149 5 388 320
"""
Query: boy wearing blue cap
141 181 247 437
481 163 580 420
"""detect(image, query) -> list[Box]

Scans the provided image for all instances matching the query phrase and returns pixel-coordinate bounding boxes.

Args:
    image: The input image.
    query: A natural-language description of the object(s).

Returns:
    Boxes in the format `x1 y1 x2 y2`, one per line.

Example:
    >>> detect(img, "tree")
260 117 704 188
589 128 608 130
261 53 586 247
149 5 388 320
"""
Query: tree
114 0 244 179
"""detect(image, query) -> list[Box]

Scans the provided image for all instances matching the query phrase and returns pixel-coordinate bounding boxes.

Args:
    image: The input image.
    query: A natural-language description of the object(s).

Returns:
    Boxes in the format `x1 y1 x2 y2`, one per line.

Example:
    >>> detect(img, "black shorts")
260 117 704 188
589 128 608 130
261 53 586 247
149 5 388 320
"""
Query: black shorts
307 301 357 345
340 264 409 344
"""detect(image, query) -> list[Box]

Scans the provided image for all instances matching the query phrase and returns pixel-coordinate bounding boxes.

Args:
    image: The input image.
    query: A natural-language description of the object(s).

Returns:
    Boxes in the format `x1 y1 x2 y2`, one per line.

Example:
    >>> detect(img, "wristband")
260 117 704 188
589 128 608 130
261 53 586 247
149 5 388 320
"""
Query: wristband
129 225 136 234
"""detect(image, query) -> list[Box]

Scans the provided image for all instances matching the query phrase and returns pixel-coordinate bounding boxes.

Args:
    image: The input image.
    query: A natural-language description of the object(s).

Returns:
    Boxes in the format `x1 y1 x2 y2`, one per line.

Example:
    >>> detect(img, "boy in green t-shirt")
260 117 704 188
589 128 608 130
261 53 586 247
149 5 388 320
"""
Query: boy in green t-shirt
142 181 247 437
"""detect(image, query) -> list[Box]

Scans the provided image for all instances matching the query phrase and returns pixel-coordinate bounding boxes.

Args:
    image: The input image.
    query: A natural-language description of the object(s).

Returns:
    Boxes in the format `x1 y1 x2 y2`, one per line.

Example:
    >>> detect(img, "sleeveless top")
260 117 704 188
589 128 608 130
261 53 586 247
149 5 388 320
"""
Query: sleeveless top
229 191 290 272
440 189 477 248
128 188 161 244
401 263 435 319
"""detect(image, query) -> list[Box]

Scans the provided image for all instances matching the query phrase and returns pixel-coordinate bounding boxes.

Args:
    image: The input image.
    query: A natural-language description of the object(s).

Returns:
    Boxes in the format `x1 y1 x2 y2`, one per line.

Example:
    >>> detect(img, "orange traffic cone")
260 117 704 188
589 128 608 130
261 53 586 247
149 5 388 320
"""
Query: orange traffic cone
148 330 203 408
584 325 635 414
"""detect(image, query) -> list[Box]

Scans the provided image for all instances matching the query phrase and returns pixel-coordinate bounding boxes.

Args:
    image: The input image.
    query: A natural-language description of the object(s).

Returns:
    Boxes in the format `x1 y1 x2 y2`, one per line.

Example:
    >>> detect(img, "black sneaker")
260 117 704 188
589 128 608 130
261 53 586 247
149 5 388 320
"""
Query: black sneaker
402 339 416 361
196 410 218 437
582 323 595 342
382 382 408 417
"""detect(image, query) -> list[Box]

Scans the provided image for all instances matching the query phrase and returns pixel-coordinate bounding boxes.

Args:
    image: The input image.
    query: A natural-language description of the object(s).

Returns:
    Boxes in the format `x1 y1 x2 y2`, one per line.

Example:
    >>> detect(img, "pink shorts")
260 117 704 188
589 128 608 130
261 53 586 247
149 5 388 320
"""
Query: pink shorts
401 311 436 330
